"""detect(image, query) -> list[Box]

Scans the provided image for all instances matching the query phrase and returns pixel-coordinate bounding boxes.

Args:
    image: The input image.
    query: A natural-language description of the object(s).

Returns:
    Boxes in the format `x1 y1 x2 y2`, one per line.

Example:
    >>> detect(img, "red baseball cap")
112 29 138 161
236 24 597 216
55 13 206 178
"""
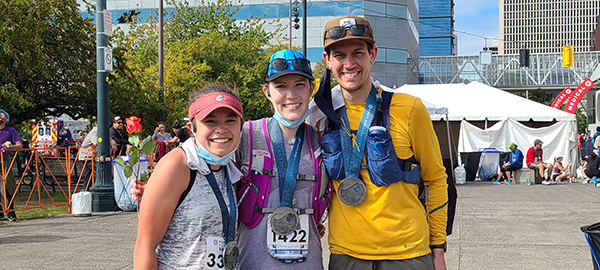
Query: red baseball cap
188 92 244 121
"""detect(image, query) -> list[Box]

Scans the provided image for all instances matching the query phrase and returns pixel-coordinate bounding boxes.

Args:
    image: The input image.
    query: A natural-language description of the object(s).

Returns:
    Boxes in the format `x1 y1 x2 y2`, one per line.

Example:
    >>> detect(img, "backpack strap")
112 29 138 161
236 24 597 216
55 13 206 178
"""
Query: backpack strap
376 90 394 128
246 120 254 178
176 169 197 209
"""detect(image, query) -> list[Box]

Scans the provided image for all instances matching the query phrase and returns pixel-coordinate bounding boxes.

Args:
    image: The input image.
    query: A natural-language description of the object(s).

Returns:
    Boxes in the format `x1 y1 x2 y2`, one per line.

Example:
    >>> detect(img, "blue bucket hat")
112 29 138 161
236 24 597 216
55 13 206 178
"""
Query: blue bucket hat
265 49 314 82
0 109 9 122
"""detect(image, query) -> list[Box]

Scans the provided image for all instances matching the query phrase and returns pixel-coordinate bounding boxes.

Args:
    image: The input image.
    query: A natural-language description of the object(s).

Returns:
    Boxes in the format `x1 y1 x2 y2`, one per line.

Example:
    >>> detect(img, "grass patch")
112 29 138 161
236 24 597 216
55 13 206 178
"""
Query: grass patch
3 191 70 224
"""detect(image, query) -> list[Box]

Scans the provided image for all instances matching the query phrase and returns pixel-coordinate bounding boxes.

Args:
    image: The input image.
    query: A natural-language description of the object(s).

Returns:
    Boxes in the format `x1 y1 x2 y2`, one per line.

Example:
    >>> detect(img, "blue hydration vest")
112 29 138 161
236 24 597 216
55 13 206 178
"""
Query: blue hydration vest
320 89 423 187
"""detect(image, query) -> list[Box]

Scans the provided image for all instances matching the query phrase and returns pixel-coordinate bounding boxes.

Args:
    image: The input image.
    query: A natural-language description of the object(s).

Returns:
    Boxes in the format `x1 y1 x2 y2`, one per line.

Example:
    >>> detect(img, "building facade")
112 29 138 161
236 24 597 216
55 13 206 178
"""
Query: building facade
78 0 419 87
418 0 455 56
499 0 600 54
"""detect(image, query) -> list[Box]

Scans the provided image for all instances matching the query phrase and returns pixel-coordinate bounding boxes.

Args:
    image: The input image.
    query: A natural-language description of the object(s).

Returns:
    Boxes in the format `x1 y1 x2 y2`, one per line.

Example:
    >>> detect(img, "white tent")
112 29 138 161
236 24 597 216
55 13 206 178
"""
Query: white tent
395 81 575 122
380 84 455 172
458 118 577 169
395 82 578 170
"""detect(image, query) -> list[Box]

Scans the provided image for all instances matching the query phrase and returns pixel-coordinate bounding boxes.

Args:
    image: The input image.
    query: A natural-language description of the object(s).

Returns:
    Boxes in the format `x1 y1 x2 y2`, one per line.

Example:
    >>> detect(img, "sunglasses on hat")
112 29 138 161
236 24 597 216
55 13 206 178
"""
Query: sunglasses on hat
326 24 368 40
268 58 311 76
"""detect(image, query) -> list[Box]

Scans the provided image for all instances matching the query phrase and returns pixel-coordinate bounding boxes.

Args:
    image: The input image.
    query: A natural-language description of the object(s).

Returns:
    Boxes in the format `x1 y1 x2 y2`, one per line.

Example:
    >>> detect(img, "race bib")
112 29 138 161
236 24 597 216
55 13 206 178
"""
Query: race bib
266 214 310 263
206 236 225 269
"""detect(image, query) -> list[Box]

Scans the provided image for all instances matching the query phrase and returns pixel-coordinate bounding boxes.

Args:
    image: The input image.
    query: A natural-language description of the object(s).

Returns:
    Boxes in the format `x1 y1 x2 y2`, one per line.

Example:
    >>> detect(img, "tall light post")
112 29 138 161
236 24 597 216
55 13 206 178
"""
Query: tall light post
91 0 116 211
302 0 306 56
158 0 165 122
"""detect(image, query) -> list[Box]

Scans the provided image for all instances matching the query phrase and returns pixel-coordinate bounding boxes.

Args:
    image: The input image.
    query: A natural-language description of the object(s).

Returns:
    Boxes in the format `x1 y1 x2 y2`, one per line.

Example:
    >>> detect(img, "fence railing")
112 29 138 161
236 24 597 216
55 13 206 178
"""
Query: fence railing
0 144 158 216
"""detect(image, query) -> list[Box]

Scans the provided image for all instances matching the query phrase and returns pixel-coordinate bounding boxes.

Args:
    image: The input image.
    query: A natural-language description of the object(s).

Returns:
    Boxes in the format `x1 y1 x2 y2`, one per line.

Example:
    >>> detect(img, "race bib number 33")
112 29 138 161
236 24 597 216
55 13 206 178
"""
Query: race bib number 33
206 236 225 269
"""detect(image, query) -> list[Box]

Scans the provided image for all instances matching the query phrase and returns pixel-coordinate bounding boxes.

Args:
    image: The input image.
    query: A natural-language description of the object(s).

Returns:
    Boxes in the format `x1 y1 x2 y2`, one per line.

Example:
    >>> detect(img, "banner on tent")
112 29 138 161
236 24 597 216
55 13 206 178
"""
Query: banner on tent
565 78 594 114
551 87 572 109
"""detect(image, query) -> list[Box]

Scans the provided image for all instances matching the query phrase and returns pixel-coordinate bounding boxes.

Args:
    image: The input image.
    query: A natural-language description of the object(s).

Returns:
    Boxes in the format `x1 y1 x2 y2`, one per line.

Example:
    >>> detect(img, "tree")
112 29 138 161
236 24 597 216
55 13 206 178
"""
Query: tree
513 91 552 106
0 0 97 123
576 107 587 133
110 0 285 132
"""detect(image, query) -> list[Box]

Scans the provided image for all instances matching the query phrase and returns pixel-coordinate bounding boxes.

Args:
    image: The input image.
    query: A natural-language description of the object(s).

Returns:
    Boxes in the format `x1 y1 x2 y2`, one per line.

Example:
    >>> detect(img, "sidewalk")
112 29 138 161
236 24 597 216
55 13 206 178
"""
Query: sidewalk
0 181 598 269
445 181 599 270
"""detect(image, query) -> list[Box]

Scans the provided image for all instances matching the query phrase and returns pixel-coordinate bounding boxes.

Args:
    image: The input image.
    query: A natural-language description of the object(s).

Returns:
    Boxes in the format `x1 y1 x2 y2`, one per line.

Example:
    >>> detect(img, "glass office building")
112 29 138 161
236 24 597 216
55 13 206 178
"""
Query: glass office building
418 0 454 56
78 0 419 87
500 0 600 54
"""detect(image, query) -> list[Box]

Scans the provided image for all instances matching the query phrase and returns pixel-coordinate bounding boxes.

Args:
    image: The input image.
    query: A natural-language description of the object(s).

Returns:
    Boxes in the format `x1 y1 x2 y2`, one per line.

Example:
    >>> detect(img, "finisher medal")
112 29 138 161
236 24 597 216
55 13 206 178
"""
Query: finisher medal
223 241 239 270
270 207 299 236
337 177 366 206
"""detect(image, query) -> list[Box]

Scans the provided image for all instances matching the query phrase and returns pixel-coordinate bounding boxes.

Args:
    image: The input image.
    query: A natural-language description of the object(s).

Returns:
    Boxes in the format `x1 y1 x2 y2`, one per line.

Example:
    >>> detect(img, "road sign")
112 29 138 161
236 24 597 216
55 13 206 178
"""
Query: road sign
104 47 113 72
104 10 112 36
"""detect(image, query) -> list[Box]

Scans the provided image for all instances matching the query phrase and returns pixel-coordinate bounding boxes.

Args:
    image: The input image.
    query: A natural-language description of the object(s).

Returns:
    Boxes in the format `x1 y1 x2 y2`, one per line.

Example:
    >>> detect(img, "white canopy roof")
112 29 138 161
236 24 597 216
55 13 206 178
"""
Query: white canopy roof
379 84 448 117
395 81 576 122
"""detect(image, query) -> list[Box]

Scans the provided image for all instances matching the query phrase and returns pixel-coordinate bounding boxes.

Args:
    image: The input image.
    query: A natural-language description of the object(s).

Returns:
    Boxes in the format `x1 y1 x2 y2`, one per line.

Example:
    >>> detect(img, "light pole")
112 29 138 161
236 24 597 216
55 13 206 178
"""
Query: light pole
91 0 116 211
302 0 306 56
158 0 165 122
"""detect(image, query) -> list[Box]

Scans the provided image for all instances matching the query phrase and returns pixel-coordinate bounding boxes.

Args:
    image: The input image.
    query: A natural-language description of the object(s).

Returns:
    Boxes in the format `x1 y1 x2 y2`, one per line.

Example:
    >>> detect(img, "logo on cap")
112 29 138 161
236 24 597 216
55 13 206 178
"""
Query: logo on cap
216 94 224 101
339 18 356 28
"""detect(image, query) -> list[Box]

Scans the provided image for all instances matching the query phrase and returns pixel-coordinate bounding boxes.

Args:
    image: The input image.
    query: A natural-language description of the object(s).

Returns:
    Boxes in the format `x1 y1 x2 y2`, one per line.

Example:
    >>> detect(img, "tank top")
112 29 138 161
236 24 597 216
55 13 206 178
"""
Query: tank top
553 161 562 174
235 119 324 270
155 139 241 269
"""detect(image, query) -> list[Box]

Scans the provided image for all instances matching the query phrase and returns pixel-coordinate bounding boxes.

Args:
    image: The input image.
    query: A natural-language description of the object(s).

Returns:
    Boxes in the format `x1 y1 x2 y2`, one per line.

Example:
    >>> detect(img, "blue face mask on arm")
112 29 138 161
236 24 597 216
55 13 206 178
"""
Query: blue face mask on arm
273 109 311 128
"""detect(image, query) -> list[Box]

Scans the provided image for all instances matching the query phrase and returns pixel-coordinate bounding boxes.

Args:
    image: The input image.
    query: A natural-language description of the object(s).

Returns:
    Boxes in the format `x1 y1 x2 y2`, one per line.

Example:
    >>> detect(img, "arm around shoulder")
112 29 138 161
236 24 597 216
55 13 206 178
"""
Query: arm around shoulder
134 149 190 269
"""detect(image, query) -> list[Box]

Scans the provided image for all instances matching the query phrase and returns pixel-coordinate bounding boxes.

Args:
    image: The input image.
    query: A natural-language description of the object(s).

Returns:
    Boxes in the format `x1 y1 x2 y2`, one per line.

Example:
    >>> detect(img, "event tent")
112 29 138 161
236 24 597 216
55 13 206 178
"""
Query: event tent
395 82 578 171
395 81 575 122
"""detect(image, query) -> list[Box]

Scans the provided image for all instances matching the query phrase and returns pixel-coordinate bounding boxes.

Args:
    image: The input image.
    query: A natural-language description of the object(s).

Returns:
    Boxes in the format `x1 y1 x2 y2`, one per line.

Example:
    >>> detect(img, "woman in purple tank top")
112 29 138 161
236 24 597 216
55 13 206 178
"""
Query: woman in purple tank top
551 154 573 182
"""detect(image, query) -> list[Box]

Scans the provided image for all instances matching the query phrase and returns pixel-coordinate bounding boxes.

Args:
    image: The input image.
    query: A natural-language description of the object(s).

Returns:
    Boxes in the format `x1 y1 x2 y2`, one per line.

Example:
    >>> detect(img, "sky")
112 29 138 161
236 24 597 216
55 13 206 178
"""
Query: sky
453 0 500 56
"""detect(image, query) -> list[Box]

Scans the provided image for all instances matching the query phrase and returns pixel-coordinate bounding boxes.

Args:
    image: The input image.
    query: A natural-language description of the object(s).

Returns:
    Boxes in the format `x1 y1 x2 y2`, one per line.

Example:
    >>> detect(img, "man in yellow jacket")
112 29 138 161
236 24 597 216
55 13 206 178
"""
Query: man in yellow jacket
307 15 448 270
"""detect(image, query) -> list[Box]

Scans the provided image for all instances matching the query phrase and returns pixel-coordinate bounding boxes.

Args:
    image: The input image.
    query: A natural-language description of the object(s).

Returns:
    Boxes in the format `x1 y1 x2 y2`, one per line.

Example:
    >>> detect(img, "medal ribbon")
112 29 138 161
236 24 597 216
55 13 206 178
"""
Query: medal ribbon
339 85 378 178
270 119 305 208
205 169 237 243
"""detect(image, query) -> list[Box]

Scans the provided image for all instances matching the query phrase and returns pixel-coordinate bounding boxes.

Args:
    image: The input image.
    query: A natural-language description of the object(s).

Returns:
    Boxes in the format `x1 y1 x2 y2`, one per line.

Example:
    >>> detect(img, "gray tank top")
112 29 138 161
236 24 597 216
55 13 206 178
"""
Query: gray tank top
234 119 324 270
155 145 233 269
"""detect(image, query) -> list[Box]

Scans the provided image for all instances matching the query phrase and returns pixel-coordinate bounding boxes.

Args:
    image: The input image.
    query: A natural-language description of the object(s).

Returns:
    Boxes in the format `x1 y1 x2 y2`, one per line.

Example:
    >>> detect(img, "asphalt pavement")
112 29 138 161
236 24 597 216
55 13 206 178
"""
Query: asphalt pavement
1 181 599 270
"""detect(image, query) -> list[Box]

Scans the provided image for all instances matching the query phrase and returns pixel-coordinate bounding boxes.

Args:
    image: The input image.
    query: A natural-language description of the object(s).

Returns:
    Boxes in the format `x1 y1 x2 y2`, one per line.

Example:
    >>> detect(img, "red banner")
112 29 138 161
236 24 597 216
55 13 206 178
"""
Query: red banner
551 87 572 109
565 78 595 114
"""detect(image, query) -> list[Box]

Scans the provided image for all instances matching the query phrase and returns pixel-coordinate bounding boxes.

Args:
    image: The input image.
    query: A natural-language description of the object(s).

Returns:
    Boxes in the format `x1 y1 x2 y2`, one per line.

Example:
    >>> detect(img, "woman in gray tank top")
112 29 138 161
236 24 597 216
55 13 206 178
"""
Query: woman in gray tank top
134 85 245 270
233 49 328 269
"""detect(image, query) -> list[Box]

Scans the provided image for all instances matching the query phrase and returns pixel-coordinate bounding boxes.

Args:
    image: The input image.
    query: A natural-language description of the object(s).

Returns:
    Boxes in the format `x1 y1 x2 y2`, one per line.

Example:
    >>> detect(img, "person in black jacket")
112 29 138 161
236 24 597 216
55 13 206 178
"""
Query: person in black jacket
110 116 129 156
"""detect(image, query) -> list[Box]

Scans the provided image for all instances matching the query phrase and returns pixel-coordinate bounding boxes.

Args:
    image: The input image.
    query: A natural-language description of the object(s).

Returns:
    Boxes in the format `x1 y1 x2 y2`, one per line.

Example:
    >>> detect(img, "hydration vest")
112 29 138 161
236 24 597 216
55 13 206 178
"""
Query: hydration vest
320 89 427 203
236 118 332 229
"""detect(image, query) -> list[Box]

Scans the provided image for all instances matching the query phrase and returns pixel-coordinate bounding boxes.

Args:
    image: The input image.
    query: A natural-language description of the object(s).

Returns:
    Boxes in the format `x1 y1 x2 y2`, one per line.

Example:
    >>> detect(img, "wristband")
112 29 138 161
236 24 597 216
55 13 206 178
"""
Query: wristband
430 242 447 252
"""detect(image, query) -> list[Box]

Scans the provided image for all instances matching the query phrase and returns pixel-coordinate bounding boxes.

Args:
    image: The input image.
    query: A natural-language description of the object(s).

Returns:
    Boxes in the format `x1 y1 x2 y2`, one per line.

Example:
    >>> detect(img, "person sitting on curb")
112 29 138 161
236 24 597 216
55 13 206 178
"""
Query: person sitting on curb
526 139 554 185
584 152 600 187
552 154 574 183
493 142 523 185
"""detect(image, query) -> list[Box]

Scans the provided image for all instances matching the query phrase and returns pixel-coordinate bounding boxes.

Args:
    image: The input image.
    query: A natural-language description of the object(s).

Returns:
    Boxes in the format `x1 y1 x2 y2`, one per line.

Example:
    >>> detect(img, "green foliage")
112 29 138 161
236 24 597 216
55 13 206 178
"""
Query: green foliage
513 91 552 106
114 156 126 166
576 107 587 133
312 60 328 83
514 91 587 132
140 136 157 155
124 166 133 179
0 0 97 123
110 0 284 127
